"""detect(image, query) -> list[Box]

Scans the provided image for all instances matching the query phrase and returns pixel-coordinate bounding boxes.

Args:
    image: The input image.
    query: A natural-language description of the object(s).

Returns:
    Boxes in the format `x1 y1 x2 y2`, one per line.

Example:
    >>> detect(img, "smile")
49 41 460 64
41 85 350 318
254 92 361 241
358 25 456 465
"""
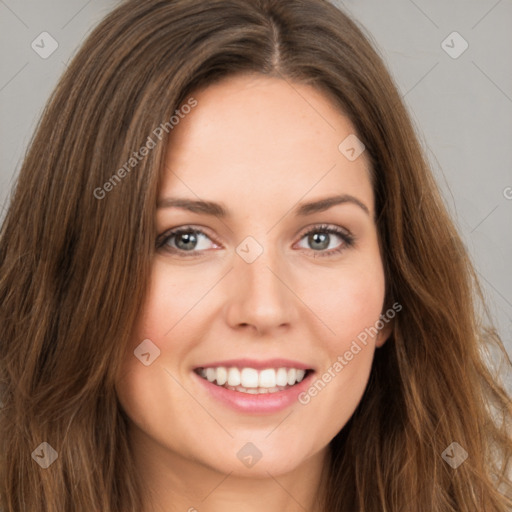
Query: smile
194 366 312 394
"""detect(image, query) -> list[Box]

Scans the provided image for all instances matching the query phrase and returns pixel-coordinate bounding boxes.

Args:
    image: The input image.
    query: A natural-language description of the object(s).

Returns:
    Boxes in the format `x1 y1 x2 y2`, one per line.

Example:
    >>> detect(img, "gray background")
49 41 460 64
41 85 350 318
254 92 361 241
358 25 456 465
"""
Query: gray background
1 1 511 367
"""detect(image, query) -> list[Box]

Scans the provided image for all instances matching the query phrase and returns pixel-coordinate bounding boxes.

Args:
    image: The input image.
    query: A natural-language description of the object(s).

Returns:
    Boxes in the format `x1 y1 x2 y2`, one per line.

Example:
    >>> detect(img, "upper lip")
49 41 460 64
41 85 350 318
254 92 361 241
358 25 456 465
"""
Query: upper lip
194 358 314 371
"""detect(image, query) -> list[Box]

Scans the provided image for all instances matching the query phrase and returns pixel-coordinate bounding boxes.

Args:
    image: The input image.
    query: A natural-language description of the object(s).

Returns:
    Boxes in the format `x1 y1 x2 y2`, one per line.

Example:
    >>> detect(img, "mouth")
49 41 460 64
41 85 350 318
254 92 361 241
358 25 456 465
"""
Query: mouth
193 366 315 395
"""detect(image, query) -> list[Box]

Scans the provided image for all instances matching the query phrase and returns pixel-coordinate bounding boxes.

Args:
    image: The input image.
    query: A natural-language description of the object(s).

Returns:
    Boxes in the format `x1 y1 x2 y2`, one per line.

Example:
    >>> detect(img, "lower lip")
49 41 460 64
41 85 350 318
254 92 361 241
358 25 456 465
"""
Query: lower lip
193 370 315 414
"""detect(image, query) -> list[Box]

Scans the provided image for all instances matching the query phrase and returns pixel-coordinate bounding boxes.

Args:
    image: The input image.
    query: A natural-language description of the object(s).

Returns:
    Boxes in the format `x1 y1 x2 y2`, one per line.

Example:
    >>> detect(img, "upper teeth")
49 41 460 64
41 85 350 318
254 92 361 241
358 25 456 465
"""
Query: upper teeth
198 367 307 388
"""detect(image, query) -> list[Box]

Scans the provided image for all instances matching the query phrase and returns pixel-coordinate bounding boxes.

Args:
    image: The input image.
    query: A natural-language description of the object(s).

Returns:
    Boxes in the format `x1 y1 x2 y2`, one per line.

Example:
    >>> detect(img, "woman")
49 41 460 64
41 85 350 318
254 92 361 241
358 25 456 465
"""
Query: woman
1 0 511 510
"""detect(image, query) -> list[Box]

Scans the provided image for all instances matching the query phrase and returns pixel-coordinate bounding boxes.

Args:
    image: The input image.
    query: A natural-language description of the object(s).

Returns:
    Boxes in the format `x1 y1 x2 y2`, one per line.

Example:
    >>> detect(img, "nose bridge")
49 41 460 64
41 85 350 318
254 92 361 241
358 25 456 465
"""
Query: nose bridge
225 233 297 331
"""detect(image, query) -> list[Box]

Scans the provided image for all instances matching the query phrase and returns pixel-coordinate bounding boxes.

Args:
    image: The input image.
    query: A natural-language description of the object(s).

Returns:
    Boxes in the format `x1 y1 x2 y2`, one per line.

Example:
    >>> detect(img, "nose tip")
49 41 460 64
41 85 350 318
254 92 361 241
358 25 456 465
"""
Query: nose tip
224 239 298 333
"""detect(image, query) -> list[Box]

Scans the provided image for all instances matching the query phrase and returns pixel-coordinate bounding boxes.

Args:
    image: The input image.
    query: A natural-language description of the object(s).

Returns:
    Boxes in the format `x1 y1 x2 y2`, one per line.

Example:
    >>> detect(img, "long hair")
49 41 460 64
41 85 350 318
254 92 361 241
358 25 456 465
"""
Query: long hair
1 0 511 510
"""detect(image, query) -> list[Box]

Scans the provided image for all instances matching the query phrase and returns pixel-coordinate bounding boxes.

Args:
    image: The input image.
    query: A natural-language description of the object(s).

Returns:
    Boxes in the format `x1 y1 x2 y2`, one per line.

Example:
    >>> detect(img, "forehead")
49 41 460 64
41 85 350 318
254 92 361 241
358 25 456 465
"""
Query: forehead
161 73 374 217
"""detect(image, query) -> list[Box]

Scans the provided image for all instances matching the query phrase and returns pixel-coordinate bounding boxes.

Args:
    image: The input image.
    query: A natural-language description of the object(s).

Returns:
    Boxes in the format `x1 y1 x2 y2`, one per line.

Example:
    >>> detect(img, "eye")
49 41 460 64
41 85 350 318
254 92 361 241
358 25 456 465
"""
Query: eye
295 224 355 257
156 223 355 258
156 227 218 256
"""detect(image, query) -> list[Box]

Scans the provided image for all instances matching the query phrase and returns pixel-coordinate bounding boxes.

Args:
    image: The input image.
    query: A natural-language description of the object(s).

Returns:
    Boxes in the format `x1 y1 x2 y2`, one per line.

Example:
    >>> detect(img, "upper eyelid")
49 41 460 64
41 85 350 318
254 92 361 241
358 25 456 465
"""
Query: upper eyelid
296 223 351 238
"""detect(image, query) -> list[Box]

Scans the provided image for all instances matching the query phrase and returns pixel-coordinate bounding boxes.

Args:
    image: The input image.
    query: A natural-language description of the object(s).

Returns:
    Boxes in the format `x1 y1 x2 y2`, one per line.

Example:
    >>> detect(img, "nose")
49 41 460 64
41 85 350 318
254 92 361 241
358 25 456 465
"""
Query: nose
223 240 299 335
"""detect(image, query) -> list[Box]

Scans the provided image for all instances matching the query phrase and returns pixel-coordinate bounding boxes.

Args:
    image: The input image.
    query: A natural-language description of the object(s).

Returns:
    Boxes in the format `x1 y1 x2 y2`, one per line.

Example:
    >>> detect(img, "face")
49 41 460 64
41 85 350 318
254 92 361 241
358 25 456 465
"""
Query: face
115 73 391 480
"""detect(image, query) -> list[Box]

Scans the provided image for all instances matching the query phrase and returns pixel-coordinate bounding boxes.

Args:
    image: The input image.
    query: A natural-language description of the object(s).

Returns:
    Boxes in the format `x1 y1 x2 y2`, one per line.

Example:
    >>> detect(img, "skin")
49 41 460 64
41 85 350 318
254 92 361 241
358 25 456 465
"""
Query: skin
115 73 392 512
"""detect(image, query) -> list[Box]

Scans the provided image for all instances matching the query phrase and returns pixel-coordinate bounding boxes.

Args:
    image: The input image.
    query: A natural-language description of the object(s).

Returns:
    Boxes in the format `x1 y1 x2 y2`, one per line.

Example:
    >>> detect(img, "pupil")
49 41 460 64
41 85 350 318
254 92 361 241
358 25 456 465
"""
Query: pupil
309 232 329 250
176 232 197 250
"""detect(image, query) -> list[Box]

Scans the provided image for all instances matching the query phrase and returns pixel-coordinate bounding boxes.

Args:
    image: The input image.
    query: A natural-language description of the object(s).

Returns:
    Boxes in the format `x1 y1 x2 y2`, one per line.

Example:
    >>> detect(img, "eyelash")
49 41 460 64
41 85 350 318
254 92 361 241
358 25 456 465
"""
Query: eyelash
155 224 355 259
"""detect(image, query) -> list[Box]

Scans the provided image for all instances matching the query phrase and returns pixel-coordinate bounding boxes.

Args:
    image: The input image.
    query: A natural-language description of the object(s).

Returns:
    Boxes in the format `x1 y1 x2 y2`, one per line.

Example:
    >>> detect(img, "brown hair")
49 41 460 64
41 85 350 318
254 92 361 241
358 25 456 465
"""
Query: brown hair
1 0 511 510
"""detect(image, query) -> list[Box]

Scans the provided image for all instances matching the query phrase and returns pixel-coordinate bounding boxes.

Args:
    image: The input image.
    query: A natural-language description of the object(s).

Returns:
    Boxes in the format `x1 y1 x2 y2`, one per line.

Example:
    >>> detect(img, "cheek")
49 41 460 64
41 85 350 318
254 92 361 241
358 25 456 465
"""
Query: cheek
115 261 216 419
298 254 385 419
297 273 385 443
133 262 209 341
307 258 386 345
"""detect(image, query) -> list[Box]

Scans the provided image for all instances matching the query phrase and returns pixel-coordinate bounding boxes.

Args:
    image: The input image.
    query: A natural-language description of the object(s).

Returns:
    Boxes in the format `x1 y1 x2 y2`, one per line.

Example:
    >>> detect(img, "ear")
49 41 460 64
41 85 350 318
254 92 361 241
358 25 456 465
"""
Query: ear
375 319 393 348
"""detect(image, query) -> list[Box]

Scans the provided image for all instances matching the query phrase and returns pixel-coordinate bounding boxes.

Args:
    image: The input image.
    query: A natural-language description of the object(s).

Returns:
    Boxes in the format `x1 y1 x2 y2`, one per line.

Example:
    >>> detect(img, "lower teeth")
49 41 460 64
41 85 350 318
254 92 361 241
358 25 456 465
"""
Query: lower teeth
222 384 291 394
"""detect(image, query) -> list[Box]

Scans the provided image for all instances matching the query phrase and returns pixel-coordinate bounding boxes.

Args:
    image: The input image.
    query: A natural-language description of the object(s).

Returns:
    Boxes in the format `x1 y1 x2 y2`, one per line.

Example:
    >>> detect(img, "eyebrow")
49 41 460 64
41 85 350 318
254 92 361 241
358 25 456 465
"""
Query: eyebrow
157 194 370 217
